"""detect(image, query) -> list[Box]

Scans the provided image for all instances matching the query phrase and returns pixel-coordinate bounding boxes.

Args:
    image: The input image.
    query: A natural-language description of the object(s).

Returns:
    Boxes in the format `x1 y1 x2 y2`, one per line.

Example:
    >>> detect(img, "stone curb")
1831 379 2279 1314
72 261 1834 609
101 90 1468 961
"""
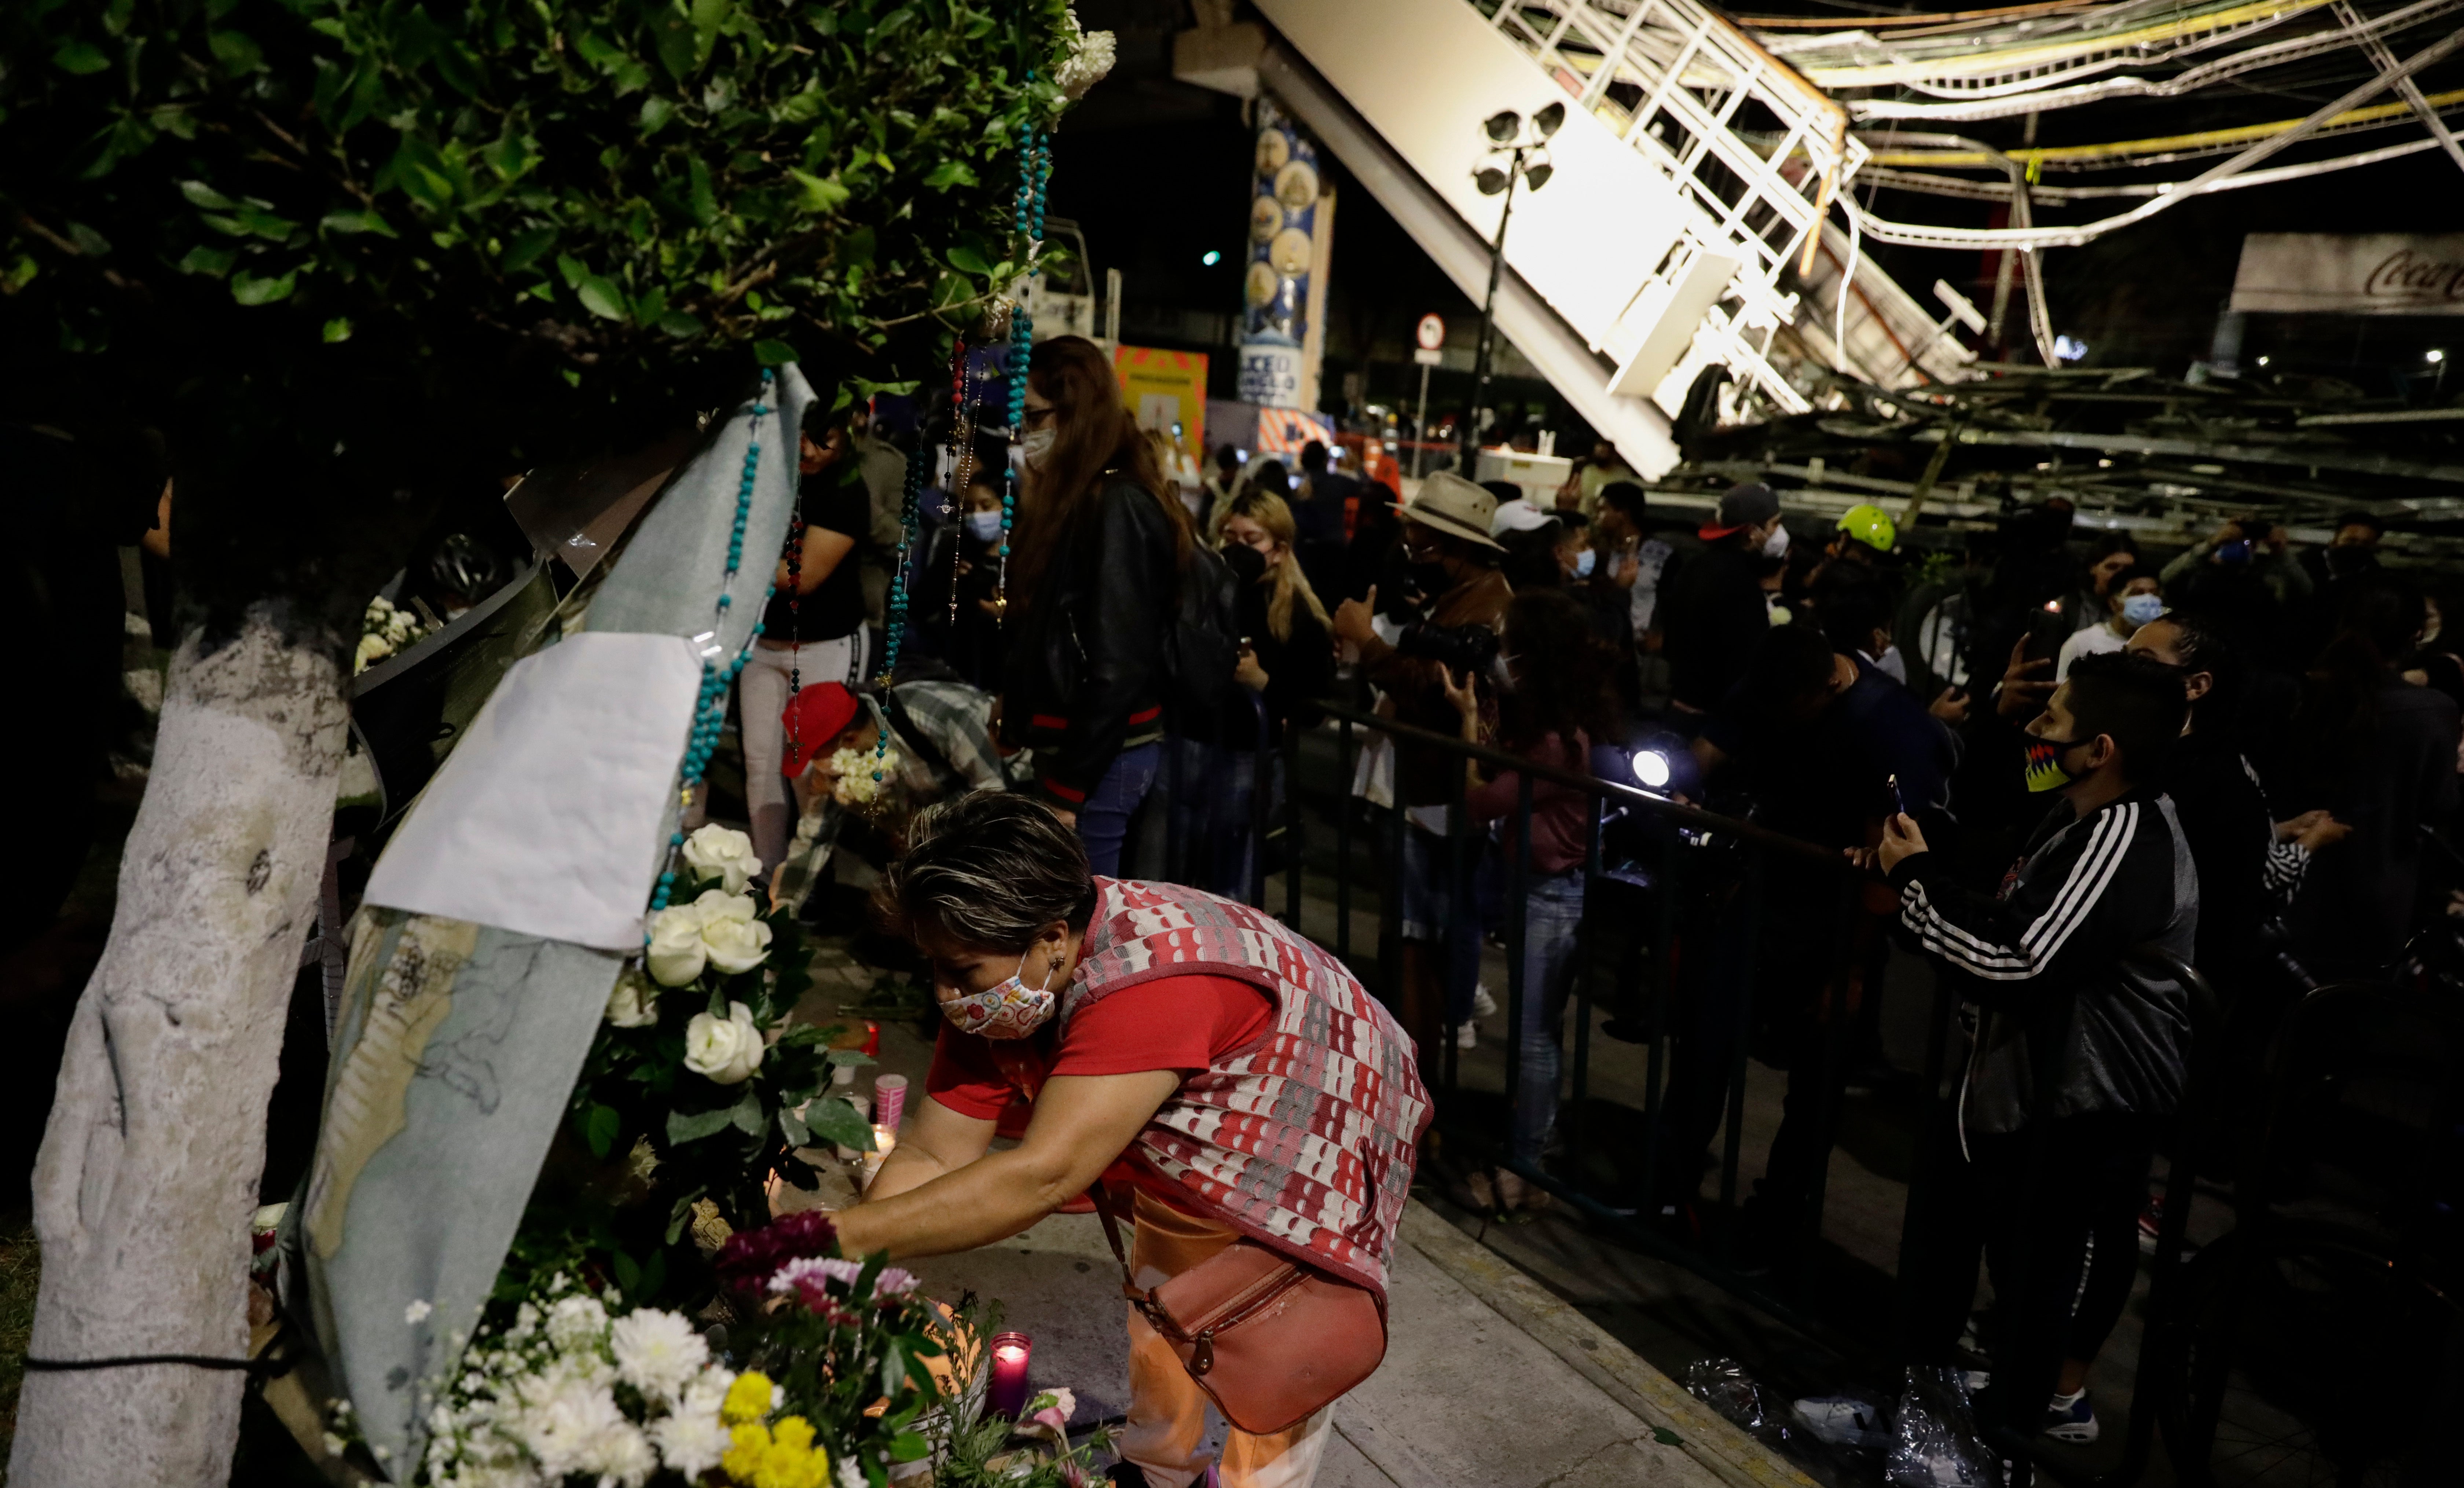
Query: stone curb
1398 1202 1820 1488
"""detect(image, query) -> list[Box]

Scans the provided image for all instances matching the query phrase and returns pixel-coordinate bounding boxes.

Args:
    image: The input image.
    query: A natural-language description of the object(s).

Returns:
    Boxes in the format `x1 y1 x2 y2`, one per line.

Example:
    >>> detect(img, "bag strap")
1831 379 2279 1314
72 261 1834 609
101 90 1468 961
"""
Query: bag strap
1090 1184 1190 1344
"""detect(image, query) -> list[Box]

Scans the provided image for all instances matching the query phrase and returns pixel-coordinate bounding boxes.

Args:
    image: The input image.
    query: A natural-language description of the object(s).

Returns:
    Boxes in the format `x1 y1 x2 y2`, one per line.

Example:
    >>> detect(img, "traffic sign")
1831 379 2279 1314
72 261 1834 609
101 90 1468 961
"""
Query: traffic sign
1415 313 1445 352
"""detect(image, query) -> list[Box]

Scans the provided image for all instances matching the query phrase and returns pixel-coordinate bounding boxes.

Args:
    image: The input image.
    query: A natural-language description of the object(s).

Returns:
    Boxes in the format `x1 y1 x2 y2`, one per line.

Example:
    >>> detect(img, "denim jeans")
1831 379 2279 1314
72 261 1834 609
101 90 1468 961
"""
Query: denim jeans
1509 869 1588 1162
1076 741 1161 878
1144 735 1265 901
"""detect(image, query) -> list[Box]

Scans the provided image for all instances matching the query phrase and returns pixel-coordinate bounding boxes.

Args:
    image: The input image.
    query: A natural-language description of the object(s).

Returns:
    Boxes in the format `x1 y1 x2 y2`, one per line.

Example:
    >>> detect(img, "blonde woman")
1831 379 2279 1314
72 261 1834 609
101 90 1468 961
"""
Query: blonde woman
1219 490 1334 742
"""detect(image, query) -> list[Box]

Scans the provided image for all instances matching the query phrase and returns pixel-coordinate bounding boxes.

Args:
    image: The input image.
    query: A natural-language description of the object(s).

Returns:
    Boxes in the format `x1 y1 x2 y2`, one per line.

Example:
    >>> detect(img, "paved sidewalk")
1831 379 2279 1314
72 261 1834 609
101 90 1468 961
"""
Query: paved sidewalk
901 1200 1816 1488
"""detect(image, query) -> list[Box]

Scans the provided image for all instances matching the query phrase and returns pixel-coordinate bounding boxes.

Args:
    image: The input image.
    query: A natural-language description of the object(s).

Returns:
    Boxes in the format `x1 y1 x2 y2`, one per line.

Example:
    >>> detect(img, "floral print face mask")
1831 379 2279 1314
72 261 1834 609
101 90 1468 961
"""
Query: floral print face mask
938 950 1061 1040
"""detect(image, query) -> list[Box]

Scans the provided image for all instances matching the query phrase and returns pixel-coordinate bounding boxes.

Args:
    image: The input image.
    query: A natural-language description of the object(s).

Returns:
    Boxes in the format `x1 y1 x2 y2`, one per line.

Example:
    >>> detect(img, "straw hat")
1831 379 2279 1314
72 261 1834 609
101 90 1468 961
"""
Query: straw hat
1395 471 1507 550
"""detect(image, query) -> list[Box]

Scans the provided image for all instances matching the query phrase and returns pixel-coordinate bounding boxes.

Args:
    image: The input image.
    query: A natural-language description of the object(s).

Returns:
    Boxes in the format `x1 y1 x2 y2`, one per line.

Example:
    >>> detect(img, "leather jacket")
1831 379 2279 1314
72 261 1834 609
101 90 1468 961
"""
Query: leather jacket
1000 477 1179 806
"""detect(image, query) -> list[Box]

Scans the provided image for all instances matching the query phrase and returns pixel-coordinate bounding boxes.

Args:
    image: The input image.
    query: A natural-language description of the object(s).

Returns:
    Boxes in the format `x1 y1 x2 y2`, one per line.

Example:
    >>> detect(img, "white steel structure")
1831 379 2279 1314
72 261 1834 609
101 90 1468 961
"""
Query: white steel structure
1248 0 1970 472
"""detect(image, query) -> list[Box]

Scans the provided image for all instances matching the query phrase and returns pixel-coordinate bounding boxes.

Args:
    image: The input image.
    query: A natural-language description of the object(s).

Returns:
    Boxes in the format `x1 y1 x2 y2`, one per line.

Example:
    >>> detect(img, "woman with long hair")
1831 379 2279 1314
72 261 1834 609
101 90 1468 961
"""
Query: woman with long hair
1219 490 1334 740
1440 587 1618 1211
1001 335 1194 875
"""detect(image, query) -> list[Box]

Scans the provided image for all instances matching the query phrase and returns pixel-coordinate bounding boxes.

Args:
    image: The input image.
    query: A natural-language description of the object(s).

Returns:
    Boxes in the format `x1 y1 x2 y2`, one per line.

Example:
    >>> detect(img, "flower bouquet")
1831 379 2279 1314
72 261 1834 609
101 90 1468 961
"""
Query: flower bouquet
536 824 876 1308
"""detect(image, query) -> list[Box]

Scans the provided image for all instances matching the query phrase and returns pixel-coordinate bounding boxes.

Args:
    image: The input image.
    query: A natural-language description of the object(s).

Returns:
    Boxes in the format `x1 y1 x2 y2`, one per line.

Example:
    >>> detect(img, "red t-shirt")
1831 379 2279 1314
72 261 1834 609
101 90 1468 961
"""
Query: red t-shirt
924 973 1275 1208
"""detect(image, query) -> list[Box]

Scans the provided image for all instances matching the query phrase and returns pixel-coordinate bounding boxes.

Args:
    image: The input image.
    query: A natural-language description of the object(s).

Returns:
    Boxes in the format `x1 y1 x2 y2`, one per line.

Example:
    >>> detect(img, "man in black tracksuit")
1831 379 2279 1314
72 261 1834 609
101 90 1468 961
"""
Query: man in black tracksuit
1866 651 2195 1454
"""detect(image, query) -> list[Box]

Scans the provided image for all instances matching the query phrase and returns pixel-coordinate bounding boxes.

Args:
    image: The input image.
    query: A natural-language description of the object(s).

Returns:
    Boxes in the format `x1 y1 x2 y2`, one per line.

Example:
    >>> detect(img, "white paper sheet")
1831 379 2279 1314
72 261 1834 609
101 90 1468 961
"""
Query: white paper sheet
363 631 698 950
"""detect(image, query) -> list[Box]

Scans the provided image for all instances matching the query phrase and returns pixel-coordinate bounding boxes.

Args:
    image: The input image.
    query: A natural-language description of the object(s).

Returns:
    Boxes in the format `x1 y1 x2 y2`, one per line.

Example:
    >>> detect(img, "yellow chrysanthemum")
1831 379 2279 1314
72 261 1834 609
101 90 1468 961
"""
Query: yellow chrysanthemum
722 1370 775 1426
751 1434 830 1488
722 1422 771 1482
770 1416 817 1454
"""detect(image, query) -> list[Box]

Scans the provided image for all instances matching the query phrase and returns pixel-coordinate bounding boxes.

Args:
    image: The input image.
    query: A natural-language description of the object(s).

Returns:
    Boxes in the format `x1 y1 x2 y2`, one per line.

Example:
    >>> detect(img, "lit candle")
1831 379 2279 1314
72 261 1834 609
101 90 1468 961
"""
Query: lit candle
986 1331 1032 1418
859 1124 897 1190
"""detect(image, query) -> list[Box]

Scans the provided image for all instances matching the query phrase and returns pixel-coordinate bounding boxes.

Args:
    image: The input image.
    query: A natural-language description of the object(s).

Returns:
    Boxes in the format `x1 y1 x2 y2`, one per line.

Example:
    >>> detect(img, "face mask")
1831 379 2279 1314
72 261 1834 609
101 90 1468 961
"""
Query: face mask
2024 735 2087 794
2120 593 2165 627
1761 524 1791 559
965 510 1004 543
1572 548 1597 579
1020 426 1056 465
938 950 1062 1040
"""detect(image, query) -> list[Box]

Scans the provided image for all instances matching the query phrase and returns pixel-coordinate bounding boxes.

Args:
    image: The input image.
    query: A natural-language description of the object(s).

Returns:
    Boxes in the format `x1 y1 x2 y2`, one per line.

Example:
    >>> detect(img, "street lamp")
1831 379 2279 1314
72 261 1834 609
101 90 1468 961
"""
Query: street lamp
1459 101 1562 472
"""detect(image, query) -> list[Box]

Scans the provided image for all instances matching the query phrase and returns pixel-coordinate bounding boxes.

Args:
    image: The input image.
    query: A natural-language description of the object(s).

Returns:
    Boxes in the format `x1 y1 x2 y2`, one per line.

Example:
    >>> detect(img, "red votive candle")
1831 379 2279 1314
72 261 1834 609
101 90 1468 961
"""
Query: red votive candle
986 1331 1032 1418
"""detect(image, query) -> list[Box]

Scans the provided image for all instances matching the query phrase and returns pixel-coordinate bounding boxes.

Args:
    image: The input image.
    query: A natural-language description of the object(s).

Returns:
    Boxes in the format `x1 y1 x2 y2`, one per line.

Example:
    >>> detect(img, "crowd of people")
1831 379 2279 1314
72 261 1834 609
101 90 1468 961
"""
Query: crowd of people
750 334 2457 1468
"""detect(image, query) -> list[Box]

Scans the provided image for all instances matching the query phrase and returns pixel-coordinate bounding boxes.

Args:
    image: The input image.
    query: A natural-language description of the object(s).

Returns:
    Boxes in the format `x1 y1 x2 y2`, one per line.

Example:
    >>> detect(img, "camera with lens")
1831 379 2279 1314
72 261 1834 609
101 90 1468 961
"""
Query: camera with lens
1396 619 1500 678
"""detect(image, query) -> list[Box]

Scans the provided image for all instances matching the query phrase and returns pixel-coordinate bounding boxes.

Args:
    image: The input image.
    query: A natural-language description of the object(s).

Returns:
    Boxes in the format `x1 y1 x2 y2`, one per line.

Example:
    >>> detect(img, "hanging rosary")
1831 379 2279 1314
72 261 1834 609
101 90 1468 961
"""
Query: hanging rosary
946 337 980 633
650 369 777 928
782 503 804 771
997 74 1052 618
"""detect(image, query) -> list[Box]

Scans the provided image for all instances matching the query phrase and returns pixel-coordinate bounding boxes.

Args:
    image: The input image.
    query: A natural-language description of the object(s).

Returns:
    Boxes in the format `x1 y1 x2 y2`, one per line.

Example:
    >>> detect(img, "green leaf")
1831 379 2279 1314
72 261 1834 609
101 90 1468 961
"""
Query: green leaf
612 1250 641 1292
208 30 264 73
323 317 353 342
752 339 799 366
687 157 717 227
888 1432 930 1463
922 160 976 191
320 209 399 239
501 228 556 272
554 252 587 289
786 169 848 215
691 0 734 64
230 268 297 305
53 42 111 76
575 275 628 321
178 180 241 211
176 244 236 277
638 96 677 137
945 244 992 276
656 309 703 337
727 1089 765 1137
802 1094 874 1151
823 1048 876 1068
1650 1426 1685 1447
779 1106 810 1148
582 1102 621 1158
65 222 111 257
666 1106 736 1144
651 8 697 81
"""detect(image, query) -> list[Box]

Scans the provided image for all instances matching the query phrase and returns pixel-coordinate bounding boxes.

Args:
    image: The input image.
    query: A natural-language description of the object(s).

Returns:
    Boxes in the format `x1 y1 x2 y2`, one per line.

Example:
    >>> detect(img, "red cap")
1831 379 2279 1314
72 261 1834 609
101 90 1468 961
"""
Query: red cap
782 683 861 775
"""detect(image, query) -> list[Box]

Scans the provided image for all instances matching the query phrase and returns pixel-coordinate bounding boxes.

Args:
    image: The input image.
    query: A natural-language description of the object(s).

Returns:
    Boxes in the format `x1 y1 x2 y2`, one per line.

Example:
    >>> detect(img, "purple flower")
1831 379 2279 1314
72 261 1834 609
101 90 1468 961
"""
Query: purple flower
768 1255 918 1309
713 1211 839 1298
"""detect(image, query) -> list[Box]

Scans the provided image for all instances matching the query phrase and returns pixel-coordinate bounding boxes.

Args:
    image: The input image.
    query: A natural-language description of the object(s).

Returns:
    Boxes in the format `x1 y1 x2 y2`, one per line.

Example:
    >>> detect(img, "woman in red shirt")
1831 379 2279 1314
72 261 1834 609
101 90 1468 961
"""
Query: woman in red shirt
830 792 1428 1488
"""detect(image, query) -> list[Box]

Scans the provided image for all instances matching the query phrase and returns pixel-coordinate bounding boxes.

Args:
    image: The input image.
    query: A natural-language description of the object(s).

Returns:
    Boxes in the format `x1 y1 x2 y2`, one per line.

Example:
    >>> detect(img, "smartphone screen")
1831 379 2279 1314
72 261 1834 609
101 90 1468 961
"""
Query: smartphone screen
1888 773 1908 818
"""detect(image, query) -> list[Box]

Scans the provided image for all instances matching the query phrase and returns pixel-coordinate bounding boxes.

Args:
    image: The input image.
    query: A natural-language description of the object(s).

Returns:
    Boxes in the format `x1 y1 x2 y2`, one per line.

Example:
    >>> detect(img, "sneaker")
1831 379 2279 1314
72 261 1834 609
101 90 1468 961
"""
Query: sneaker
1471 983 1499 1019
2043 1388 2098 1444
2137 1194 2164 1255
1456 1019 1478 1049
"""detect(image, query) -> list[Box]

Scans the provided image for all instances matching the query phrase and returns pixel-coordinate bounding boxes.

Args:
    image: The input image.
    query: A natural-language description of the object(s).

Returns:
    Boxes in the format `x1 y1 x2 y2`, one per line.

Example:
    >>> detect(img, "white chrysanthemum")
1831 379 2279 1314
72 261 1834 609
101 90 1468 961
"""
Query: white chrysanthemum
609 1309 707 1403
585 1419 660 1488
1057 11 1117 99
836 1452 869 1488
650 1399 734 1478
513 1365 633 1479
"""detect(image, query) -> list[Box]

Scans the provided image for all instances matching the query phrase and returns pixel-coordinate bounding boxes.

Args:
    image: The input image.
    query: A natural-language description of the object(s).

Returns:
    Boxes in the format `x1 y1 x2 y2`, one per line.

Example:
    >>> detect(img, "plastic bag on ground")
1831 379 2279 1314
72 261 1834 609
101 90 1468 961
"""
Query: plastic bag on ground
1684 1357 1770 1432
1887 1366 1996 1488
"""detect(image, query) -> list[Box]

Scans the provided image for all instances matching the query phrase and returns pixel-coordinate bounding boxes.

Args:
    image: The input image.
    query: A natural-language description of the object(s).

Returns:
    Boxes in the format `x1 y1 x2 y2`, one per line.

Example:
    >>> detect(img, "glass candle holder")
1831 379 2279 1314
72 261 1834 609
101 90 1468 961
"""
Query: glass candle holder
986 1331 1032 1418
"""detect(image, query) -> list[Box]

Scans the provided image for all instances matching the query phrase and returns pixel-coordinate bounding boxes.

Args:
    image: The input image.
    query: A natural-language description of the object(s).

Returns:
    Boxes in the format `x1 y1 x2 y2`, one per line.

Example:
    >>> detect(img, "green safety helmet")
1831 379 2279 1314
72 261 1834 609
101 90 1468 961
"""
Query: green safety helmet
1836 502 1897 553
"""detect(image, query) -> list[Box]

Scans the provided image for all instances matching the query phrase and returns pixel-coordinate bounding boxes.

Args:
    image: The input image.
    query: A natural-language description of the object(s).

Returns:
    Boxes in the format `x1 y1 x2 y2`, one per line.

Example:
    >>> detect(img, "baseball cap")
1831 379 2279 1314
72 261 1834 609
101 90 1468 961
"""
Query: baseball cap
1698 481 1781 542
1489 498 1559 537
782 683 862 775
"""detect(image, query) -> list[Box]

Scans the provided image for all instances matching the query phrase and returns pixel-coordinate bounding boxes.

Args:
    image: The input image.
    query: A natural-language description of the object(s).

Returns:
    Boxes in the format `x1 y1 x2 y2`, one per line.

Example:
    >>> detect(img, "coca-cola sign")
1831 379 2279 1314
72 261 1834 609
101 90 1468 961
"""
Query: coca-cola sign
2230 233 2464 316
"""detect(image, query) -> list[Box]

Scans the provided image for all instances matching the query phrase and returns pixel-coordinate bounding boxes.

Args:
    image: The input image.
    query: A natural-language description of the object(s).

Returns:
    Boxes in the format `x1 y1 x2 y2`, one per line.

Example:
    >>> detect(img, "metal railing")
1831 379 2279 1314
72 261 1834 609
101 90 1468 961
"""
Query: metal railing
1216 694 2270 1485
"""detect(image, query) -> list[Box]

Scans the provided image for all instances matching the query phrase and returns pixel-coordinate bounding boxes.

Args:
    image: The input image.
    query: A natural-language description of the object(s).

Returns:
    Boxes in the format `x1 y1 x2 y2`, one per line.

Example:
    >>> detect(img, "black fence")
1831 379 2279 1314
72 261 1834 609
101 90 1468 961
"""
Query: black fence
1207 698 2458 1488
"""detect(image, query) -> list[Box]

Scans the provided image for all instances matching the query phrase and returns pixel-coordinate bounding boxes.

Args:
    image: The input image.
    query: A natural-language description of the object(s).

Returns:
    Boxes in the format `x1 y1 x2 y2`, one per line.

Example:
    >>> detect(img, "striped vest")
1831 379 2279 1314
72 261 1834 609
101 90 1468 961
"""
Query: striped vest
1063 877 1431 1304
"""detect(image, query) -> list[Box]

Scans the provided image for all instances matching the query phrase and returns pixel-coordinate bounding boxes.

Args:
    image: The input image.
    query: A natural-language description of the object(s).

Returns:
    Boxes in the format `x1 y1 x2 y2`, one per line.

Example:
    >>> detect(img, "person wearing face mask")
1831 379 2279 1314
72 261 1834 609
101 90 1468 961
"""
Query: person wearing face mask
842 791 1430 1488
1330 472 1513 1078
2055 564 2164 681
913 469 1010 690
1661 481 1789 723
1000 336 1195 875
1860 650 2194 1456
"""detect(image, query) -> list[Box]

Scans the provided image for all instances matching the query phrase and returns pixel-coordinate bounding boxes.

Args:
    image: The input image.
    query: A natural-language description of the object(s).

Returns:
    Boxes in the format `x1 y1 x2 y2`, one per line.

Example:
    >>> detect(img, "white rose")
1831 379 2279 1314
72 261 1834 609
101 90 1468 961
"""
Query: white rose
692 890 773 975
644 904 708 987
605 968 659 1027
682 1001 764 1084
681 824 762 893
